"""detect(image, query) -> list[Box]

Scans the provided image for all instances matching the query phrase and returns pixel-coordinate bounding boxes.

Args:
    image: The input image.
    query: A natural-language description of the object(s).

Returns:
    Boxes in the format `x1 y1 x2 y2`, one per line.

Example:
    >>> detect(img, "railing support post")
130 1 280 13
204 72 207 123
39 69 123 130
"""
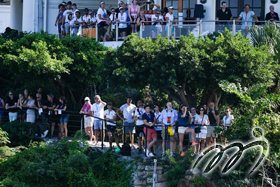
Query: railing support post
116 22 119 41
101 120 104 149
96 22 98 41
233 20 236 36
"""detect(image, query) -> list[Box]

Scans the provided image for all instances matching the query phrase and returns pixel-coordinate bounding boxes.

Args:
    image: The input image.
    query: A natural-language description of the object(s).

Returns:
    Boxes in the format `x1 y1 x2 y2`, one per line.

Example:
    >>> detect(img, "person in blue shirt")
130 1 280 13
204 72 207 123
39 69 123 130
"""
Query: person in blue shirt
122 3 132 35
178 105 197 156
142 105 157 157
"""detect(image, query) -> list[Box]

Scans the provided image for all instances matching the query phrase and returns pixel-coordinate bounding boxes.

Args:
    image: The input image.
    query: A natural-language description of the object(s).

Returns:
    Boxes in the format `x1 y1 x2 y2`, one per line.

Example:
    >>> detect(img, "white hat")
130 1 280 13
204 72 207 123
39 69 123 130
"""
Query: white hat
118 1 124 4
119 7 124 10
84 97 90 101
168 6 174 9
100 1 105 5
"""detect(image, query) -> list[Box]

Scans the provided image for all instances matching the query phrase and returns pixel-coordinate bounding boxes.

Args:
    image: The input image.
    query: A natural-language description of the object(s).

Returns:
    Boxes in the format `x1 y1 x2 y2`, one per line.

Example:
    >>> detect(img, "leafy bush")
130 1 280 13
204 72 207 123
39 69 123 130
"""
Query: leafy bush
0 139 132 187
165 149 196 187
1 120 37 147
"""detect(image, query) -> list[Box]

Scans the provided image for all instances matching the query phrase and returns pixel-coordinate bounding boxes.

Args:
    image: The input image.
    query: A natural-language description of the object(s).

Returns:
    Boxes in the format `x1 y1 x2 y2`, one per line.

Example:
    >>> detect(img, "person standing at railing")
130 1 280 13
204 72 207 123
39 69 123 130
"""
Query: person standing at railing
71 11 83 36
134 100 145 154
206 102 219 151
5 91 18 122
116 7 128 38
62 1 73 36
92 95 106 146
137 10 147 33
54 96 69 137
109 8 117 32
265 5 279 21
142 105 157 157
82 8 91 29
178 105 197 156
35 93 48 138
159 102 178 157
194 107 209 156
152 9 163 37
97 1 111 41
43 94 58 138
153 105 162 155
72 3 79 20
55 3 64 39
165 6 174 36
236 4 259 37
25 94 36 124
123 3 132 35
117 97 136 149
89 10 97 28
0 95 5 126
104 102 120 149
80 97 96 144
221 108 234 148
17 93 27 121
116 1 124 18
216 1 233 32
128 0 140 33
145 0 160 25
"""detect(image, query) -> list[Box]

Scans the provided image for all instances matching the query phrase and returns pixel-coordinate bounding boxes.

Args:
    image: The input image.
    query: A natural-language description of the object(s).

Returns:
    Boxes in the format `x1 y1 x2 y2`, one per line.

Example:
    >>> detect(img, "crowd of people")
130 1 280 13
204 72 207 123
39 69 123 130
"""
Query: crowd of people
54 1 279 40
55 0 176 40
0 89 235 157
80 95 234 158
1 88 70 139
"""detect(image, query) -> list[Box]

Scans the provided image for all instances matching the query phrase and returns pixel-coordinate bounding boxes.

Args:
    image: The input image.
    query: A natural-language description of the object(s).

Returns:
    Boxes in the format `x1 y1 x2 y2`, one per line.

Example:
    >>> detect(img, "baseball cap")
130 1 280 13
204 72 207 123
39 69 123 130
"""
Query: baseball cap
67 1 72 5
61 2 66 6
168 6 174 9
191 107 195 111
100 1 105 5
84 97 90 101
119 7 124 10
107 102 113 106
118 1 124 4
72 3 77 6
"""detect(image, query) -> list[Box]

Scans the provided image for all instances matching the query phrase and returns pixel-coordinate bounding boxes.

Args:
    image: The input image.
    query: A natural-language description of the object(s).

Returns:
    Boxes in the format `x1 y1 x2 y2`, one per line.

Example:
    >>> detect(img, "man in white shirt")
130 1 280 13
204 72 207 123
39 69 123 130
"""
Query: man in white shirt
92 95 106 145
117 97 136 149
152 9 163 37
72 3 79 20
133 100 145 154
83 8 91 28
104 102 120 149
160 102 178 157
89 10 97 28
62 1 73 36
70 11 83 36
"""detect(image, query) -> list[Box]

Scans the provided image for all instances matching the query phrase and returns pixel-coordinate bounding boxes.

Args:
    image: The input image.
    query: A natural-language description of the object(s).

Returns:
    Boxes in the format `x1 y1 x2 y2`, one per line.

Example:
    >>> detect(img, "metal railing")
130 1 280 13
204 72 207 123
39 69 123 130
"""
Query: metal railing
69 19 280 41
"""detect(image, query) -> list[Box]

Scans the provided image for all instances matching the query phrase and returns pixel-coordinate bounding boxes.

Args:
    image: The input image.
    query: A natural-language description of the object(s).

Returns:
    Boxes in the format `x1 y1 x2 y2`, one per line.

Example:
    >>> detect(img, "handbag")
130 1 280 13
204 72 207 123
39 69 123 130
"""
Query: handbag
195 115 204 134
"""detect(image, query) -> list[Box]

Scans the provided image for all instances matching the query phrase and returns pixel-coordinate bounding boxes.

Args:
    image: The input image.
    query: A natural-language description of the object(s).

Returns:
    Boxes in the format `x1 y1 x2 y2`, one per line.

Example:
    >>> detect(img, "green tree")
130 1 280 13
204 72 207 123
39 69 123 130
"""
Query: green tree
105 31 275 108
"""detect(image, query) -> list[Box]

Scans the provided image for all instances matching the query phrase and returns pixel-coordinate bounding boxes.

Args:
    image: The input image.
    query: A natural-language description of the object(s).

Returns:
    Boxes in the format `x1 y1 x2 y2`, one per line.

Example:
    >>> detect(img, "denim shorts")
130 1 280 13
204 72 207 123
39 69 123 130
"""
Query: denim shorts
60 114 70 123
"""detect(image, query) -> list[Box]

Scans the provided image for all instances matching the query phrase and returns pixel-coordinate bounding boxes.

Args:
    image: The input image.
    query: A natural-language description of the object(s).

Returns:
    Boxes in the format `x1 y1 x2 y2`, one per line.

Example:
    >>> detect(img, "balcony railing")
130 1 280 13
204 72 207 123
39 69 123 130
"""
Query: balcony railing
72 20 277 41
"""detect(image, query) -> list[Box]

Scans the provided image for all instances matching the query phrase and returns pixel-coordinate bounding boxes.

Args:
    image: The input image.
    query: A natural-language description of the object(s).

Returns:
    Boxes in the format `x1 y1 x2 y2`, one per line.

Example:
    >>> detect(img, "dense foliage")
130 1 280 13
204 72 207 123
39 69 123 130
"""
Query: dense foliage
104 31 275 108
0 135 132 187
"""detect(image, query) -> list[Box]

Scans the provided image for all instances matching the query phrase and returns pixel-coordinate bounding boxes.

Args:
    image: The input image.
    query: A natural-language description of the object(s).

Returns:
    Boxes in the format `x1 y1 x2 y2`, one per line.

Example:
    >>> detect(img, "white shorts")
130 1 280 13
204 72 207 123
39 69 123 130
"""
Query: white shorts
84 117 93 128
178 127 189 134
26 115 36 123
94 119 105 130
196 133 206 139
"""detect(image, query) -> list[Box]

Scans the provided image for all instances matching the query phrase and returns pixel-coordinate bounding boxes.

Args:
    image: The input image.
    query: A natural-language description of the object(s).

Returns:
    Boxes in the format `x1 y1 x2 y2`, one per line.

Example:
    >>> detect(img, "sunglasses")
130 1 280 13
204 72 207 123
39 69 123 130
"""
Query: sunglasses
200 109 204 111
156 13 160 14
226 110 229 112
9 93 13 95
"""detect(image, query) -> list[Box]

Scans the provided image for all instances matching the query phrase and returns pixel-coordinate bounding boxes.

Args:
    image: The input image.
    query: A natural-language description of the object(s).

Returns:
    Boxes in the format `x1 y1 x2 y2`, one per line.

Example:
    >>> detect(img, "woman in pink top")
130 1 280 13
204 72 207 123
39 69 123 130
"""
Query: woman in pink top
79 97 96 144
128 0 140 33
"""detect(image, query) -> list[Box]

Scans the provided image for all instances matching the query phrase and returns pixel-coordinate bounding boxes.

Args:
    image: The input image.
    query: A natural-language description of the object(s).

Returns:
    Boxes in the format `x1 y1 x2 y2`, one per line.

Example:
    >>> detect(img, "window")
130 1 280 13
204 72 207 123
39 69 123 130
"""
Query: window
163 0 197 20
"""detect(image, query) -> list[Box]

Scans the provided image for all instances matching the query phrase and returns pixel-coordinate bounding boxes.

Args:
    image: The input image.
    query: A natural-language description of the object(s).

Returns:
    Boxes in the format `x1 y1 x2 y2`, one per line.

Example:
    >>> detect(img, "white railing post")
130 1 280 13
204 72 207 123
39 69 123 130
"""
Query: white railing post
168 20 170 38
233 20 236 36
116 22 119 41
96 22 98 41
199 19 202 35
140 22 143 38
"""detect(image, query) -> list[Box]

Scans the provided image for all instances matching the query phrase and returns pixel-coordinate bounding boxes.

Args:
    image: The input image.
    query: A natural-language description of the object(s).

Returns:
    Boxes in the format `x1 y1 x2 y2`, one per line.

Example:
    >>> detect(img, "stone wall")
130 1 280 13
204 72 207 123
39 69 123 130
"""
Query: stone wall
133 157 168 187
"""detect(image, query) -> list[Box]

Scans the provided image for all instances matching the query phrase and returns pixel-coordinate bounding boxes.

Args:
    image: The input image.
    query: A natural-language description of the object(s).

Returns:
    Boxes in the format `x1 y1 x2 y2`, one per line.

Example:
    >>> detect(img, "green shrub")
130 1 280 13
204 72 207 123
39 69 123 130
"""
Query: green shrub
1 120 37 147
0 139 132 187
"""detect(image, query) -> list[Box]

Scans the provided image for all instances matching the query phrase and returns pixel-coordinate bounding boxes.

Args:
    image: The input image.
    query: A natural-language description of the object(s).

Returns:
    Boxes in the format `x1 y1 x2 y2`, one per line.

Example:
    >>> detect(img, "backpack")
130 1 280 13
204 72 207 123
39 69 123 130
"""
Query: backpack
121 143 131 156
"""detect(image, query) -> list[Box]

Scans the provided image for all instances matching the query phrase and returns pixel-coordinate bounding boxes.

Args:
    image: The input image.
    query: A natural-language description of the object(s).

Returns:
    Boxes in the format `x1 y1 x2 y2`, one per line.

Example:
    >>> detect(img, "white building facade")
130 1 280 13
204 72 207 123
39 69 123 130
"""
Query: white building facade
0 0 279 34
